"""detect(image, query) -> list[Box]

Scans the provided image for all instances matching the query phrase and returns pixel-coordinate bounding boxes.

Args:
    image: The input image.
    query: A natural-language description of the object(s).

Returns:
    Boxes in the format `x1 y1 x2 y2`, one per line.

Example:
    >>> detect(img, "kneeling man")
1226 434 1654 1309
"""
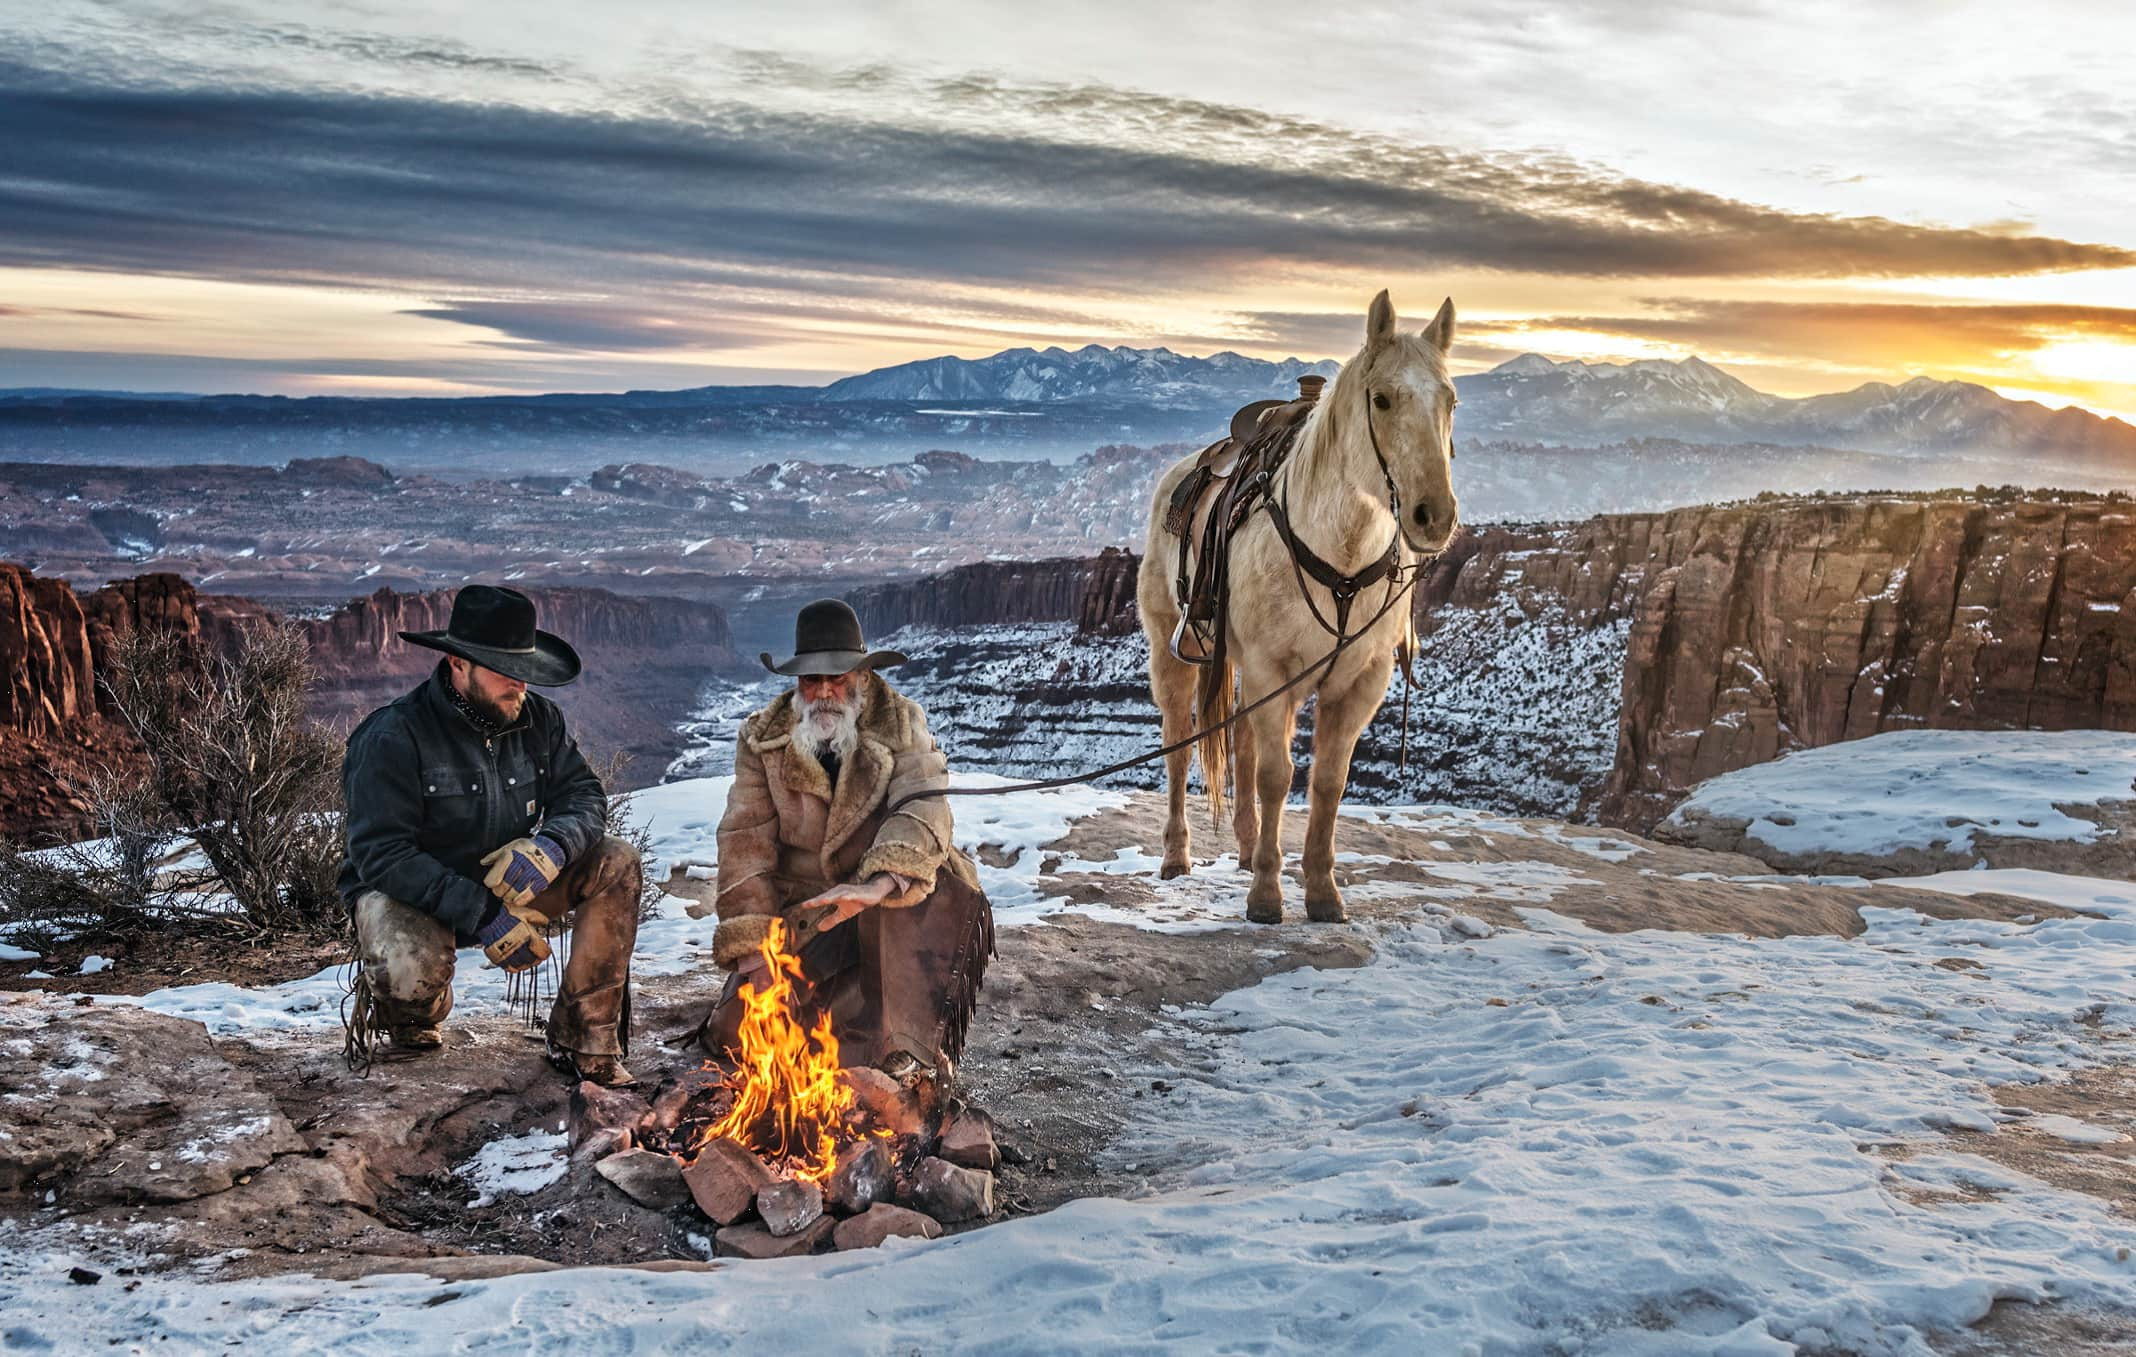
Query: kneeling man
339 584 641 1086
695 600 991 1086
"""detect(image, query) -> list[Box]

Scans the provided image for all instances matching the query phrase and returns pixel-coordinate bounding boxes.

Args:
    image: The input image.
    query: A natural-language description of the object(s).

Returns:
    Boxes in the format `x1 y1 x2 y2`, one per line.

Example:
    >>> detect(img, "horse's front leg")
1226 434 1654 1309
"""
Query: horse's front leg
1243 689 1297 924
1302 658 1392 923
1149 648 1198 879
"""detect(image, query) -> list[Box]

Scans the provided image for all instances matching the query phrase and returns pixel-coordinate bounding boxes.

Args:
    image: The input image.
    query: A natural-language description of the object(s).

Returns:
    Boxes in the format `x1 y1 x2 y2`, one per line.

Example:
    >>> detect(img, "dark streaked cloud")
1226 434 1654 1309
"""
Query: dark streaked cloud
1 59 2128 328
402 301 785 352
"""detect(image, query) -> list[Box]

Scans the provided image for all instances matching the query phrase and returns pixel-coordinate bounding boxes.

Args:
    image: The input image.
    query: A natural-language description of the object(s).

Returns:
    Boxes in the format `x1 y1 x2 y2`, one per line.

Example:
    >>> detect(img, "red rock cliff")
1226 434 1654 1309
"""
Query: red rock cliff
1592 496 2136 828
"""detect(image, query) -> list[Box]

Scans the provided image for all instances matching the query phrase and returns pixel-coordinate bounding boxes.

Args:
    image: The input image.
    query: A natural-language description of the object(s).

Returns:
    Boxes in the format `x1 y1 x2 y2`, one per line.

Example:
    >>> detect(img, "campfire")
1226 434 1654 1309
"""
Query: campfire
692 918 873 1181
574 918 1005 1257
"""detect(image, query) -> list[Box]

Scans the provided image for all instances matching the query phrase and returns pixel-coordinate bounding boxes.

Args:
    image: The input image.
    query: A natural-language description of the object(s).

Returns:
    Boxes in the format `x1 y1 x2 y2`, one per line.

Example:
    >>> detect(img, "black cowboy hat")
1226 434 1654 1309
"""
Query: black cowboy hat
761 599 907 677
400 584 582 687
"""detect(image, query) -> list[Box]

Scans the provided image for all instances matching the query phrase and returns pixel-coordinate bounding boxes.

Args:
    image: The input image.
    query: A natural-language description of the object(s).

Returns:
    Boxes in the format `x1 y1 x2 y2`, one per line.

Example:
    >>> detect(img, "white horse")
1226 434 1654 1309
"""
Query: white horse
1138 290 1460 922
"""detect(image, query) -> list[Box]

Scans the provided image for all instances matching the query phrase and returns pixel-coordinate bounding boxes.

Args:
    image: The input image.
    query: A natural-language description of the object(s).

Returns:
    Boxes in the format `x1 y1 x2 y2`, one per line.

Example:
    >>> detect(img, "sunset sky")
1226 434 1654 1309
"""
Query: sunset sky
4 0 2134 419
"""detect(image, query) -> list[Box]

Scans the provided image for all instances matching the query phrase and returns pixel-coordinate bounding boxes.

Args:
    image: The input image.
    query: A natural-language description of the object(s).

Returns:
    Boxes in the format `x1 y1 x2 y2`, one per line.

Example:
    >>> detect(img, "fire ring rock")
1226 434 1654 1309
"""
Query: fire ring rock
682 1138 775 1225
905 1156 995 1224
714 1215 837 1259
826 1139 894 1215
595 1148 691 1212
833 1203 944 1251
937 1104 1001 1171
569 1080 653 1153
756 1177 825 1237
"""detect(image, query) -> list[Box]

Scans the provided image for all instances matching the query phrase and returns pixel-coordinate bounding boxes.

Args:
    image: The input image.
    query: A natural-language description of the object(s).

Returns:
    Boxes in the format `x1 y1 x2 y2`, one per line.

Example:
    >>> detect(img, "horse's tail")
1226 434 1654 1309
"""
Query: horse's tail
1194 652 1233 829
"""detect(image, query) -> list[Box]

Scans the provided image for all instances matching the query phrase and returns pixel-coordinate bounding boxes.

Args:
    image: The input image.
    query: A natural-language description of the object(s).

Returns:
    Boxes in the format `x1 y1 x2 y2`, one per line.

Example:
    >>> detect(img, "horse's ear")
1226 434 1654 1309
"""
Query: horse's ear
1422 297 1456 351
1366 289 1396 344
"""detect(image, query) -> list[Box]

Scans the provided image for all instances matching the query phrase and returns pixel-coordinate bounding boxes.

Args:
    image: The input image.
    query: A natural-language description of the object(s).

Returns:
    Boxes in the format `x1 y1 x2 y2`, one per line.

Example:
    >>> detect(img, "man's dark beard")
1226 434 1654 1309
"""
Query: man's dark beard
447 676 521 732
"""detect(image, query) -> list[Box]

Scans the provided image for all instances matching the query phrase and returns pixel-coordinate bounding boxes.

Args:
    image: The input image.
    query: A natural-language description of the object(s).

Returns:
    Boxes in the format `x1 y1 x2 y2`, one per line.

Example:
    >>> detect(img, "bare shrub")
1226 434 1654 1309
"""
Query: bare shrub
102 622 347 937
587 747 664 923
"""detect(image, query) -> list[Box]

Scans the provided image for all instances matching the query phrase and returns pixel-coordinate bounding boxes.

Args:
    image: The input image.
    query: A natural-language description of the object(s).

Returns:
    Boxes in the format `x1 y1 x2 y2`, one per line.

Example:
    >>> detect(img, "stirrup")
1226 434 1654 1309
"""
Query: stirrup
1168 616 1215 666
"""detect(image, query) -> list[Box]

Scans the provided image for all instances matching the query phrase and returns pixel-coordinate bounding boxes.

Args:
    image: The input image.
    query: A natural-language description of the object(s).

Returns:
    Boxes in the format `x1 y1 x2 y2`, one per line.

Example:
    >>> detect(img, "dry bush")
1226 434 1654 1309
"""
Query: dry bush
2 745 188 946
101 622 347 937
587 747 664 923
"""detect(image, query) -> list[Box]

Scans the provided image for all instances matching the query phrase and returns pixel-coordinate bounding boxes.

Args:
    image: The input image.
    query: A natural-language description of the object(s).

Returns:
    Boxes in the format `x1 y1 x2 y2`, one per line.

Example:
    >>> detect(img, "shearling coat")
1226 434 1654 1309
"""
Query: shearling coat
694 671 979 968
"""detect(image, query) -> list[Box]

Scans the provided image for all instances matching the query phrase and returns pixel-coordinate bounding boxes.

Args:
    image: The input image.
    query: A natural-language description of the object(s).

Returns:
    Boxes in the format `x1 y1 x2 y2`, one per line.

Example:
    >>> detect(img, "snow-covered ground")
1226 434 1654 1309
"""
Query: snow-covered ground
666 609 1631 821
9 777 2136 1352
1665 729 2136 864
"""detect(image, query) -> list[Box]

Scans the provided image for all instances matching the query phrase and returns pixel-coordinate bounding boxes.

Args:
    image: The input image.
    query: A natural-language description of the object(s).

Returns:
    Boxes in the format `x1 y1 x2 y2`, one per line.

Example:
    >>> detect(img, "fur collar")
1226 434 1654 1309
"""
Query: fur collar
746 672 912 858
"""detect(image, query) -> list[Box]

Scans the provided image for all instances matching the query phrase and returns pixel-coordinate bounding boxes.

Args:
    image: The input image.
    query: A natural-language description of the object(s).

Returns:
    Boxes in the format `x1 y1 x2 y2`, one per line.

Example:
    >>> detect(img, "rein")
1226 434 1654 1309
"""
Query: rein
889 398 1432 813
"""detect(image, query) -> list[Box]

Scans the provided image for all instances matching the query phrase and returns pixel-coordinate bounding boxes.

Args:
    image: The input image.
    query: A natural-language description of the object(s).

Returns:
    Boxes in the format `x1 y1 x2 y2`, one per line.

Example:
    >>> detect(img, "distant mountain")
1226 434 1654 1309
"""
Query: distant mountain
0 345 2128 477
1455 353 2136 466
819 344 1340 406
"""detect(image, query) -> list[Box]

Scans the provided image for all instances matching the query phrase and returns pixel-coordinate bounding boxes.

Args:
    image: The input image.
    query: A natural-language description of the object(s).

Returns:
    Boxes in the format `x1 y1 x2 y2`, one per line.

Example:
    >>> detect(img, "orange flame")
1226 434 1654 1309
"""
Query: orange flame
698 917 855 1182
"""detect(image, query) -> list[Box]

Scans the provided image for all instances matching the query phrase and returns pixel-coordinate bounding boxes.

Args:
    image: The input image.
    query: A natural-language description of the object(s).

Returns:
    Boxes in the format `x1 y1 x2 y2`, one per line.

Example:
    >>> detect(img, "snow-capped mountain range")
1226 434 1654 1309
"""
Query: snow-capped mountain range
1455 353 2136 464
1 346 2129 475
818 343 1341 405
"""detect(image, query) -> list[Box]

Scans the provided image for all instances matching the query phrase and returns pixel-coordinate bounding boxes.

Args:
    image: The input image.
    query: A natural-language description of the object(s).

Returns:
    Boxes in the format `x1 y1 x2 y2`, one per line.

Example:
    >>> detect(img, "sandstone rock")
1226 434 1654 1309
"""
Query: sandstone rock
903 1156 994 1224
571 1127 632 1165
595 1148 690 1211
937 1104 1000 1171
0 997 305 1204
713 1215 836 1259
842 1066 926 1138
682 1137 773 1225
644 1063 728 1134
1585 498 2136 830
826 1139 893 1215
568 1080 652 1152
833 1203 942 1251
755 1177 824 1237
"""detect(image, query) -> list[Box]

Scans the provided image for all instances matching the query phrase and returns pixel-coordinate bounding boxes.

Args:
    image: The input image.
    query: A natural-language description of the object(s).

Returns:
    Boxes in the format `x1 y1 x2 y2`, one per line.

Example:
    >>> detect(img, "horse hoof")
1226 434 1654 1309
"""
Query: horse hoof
1160 861 1190 881
1305 901 1348 924
1245 897 1283 925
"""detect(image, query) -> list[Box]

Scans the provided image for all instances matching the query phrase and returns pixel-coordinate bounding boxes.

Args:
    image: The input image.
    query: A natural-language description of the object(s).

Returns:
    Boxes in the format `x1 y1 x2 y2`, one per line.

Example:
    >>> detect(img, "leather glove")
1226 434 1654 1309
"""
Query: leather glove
474 904 551 973
480 835 566 914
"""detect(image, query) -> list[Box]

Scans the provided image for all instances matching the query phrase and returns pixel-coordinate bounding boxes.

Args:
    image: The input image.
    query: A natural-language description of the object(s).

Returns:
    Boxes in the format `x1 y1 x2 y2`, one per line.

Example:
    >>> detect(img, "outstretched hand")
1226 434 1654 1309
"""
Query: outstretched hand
789 874 900 948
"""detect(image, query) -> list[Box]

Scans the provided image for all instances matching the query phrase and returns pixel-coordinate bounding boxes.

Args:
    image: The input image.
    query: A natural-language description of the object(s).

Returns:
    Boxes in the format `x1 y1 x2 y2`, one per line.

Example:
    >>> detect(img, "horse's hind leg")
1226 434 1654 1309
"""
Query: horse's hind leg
1230 691 1260 870
1301 660 1391 923
1150 647 1197 879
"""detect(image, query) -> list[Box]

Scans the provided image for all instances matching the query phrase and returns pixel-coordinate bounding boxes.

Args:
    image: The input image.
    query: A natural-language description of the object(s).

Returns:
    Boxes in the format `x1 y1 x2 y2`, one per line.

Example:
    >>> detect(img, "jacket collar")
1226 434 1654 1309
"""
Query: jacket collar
423 660 529 738
748 673 904 858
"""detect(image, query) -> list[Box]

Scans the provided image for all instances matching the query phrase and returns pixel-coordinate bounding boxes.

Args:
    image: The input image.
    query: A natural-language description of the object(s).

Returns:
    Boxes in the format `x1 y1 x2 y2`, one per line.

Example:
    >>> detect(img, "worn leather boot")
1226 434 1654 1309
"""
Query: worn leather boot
389 1023 445 1051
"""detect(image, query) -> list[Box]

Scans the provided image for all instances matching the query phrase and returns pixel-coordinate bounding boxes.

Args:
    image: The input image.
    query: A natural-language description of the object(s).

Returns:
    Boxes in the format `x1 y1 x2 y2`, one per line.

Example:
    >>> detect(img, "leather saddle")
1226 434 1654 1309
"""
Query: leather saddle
1165 375 1325 664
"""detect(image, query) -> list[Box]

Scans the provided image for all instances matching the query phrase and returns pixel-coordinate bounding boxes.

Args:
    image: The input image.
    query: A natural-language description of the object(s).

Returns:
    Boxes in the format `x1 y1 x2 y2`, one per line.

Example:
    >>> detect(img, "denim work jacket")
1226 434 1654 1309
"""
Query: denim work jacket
337 662 607 937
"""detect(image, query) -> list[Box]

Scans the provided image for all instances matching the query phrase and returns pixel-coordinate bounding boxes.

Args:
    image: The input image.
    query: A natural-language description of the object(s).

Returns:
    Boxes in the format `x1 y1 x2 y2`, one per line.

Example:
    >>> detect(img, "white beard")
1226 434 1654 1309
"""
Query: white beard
797 690 861 767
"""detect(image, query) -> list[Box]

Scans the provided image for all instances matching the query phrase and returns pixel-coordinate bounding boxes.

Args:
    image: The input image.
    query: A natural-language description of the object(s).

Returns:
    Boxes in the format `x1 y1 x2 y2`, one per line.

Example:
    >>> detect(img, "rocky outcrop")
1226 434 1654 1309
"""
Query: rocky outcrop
293 584 742 784
0 566 745 839
298 584 734 694
1594 497 2136 829
0 561 98 741
846 557 1118 634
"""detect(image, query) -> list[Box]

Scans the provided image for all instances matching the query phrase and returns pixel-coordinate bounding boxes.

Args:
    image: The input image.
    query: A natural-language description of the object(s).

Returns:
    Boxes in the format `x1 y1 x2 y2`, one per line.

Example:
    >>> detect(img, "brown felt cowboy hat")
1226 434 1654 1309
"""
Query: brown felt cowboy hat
761 599 907 677
400 584 582 687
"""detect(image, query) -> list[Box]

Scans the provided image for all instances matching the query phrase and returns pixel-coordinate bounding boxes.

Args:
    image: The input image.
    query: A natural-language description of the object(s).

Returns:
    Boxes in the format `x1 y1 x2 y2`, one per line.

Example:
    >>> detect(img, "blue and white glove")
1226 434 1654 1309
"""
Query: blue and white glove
480 834 567 914
474 902 550 973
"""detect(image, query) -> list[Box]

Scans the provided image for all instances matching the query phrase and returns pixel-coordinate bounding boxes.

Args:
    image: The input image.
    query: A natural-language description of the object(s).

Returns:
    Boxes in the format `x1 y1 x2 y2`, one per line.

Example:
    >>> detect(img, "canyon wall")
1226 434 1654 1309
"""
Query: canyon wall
0 568 743 839
288 585 742 786
842 490 2136 828
1591 496 2136 829
846 555 1125 634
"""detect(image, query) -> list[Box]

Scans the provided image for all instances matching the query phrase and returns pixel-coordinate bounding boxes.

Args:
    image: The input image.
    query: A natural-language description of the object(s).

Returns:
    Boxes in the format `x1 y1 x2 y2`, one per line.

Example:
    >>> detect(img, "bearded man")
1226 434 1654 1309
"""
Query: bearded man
692 599 991 1086
338 584 642 1086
